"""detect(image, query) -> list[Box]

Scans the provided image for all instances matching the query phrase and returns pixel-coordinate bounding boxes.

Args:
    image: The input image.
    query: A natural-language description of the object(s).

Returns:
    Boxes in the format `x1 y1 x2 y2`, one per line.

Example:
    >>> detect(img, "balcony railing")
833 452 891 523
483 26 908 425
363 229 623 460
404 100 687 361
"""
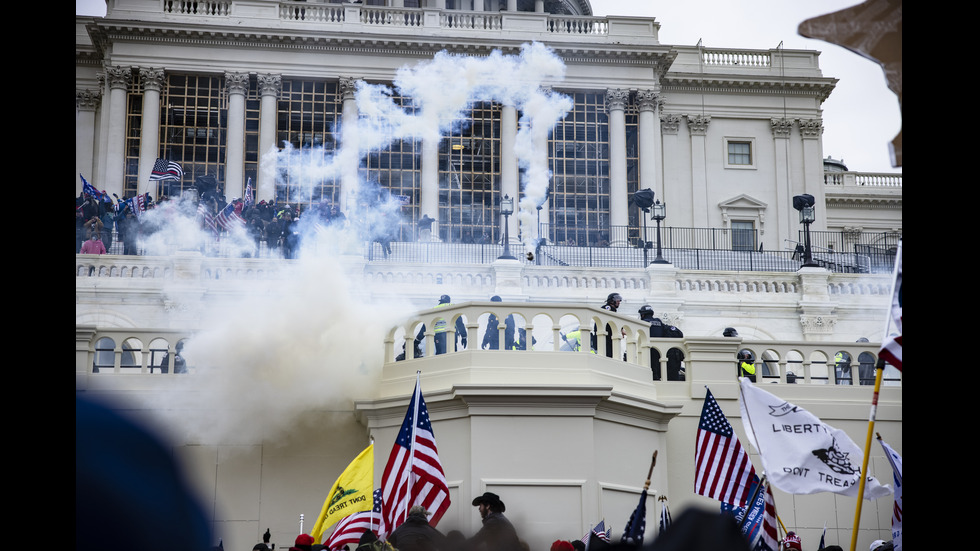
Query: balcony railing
77 303 901 387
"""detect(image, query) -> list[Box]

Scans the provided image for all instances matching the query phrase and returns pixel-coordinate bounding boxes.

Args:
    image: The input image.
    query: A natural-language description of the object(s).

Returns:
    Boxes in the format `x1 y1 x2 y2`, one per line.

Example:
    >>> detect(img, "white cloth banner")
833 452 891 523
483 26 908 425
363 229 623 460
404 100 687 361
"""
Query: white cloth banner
738 378 892 499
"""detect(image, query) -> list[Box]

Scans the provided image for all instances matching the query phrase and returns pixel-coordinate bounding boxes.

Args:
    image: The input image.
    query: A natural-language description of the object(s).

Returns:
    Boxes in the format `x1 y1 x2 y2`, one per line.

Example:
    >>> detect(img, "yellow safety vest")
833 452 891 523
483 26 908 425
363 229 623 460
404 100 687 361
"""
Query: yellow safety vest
434 302 451 333
740 361 756 376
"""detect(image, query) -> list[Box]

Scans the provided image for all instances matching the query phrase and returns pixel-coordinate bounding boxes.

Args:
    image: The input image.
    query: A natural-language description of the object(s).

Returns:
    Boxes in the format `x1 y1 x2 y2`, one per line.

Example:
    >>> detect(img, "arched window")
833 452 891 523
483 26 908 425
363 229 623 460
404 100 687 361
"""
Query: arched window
93 337 116 373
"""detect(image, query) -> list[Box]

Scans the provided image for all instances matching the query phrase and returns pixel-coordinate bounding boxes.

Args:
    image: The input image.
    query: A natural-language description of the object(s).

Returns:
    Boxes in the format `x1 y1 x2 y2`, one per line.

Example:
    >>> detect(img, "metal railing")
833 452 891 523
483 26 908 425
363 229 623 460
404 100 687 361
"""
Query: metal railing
77 227 900 273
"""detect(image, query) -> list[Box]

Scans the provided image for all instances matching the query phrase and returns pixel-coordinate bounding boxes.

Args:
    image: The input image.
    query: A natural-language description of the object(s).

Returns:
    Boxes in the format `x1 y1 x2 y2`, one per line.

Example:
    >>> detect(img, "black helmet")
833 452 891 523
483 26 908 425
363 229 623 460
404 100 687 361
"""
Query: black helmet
490 295 502 302
607 293 623 303
638 305 654 318
723 327 738 337
439 294 451 304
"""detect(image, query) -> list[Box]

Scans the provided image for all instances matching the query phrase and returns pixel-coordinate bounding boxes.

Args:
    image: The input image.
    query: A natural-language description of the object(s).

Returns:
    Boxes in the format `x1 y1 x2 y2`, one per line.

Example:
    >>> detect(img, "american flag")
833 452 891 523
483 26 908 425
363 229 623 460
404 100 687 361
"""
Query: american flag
244 178 254 210
879 243 902 371
582 519 609 550
380 377 450 537
758 484 778 551
325 488 383 551
620 491 647 545
198 201 217 235
694 388 756 507
215 202 245 230
149 158 184 182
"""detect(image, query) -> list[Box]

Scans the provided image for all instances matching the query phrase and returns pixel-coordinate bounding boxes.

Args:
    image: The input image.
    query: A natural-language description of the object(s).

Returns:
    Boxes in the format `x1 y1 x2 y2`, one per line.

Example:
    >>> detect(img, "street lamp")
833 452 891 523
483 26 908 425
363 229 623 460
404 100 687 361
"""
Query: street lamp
793 194 818 267
498 194 516 260
651 199 668 264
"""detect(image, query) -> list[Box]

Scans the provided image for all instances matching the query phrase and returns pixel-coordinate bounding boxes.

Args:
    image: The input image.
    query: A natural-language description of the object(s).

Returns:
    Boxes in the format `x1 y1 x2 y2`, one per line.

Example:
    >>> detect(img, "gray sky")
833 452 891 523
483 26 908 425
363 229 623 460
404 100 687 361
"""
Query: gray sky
76 0 902 173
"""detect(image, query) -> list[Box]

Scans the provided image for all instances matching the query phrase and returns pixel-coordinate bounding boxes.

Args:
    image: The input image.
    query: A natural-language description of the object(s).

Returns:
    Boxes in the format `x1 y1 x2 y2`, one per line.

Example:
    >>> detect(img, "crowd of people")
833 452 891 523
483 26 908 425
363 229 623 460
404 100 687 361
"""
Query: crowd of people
268 490 893 551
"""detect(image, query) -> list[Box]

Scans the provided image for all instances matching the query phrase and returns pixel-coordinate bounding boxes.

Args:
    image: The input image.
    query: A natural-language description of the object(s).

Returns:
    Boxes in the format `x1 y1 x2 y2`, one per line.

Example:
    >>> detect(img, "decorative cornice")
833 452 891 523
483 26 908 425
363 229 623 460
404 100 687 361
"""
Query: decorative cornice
605 88 630 111
103 66 132 90
662 75 836 102
686 114 710 135
139 67 166 92
257 73 282 97
770 117 792 138
76 89 102 110
796 118 823 138
661 113 681 134
224 72 250 95
635 89 660 112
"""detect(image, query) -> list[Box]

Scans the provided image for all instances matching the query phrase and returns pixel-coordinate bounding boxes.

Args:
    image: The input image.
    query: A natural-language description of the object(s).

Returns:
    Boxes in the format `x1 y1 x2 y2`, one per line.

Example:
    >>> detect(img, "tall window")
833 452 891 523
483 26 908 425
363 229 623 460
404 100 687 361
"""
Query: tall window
732 220 756 251
276 79 343 207
439 101 501 243
549 91 610 246
362 91 422 241
123 70 143 199
159 75 228 195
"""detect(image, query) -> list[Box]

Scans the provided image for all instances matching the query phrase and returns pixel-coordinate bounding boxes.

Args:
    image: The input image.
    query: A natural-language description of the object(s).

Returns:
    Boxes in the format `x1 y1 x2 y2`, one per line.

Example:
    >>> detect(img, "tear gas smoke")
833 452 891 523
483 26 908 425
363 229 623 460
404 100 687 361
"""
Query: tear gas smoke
133 41 570 446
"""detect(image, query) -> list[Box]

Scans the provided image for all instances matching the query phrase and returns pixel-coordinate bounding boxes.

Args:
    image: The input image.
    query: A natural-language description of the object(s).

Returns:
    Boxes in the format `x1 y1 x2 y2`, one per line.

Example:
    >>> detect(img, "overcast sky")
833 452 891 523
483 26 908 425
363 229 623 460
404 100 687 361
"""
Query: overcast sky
76 0 901 173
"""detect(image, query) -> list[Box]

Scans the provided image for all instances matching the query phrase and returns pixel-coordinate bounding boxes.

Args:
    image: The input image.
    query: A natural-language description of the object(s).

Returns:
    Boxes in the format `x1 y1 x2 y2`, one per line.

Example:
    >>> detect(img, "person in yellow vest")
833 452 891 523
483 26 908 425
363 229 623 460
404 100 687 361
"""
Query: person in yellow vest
738 350 756 382
428 295 467 355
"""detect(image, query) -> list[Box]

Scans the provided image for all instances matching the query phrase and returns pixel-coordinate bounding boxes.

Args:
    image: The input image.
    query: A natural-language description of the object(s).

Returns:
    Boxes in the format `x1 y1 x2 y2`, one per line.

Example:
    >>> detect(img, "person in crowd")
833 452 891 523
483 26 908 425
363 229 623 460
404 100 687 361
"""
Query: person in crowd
835 350 853 384
100 206 116 252
81 232 108 255
253 528 273 551
738 350 756 382
416 295 467 355
118 207 141 255
593 293 623 357
482 296 515 351
780 531 802 550
856 337 877 385
290 534 314 551
417 214 434 242
388 505 447 551
469 492 521 551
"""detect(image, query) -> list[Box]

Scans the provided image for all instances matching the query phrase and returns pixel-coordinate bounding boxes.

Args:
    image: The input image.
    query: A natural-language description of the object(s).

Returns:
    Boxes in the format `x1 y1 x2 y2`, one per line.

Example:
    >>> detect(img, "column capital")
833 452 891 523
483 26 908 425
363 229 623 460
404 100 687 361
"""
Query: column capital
796 118 824 139
635 89 662 112
76 89 102 111
103 66 132 90
661 113 681 134
686 114 710 136
139 68 166 92
770 117 793 139
605 88 629 111
224 72 250 95
340 76 359 101
257 73 282 97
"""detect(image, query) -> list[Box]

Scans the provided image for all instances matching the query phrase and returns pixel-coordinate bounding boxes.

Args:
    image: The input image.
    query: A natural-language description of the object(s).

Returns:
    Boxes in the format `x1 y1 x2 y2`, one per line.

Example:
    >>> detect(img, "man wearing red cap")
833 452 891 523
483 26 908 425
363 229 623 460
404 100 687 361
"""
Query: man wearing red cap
781 531 802 551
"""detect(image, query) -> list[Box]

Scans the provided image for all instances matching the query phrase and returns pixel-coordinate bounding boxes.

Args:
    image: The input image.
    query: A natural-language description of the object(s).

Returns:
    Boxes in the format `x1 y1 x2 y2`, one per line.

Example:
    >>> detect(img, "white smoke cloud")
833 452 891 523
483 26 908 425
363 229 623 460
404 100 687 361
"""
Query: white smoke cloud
136 41 570 446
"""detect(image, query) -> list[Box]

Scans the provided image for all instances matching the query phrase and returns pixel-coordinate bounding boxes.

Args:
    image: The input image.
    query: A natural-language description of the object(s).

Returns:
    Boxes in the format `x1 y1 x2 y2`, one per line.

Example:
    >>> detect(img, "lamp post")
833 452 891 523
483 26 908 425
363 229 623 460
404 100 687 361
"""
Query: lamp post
651 200 668 264
793 194 818 268
499 194 516 260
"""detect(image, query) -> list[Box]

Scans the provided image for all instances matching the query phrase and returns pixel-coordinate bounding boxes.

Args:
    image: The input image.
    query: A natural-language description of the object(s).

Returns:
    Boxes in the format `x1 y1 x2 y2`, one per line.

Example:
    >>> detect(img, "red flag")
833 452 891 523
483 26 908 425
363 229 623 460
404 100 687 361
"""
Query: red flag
379 376 450 537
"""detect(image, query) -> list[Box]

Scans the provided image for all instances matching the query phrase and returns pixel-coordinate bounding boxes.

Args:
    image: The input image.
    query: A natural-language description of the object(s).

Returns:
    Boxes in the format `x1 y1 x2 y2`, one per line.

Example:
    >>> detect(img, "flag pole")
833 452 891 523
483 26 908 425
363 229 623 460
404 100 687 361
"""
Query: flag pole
849 239 902 551
736 473 767 530
644 450 657 491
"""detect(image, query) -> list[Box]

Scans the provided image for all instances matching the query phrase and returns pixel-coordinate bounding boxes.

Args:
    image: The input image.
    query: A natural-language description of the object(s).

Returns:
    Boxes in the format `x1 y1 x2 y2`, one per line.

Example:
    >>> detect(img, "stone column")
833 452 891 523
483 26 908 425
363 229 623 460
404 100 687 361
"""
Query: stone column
339 77 360 213
771 118 793 247
797 118 826 232
687 114 710 227
421 139 440 240
606 88 629 245
636 90 659 196
506 0 516 10
257 73 281 203
137 68 166 198
500 104 519 244
76 89 101 191
224 72 249 199
659 113 683 226
103 66 132 199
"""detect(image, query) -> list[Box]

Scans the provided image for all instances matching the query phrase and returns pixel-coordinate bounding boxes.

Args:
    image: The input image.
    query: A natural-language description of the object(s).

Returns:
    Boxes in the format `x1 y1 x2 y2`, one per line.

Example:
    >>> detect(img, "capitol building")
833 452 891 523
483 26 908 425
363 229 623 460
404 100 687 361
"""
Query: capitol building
76 0 902 549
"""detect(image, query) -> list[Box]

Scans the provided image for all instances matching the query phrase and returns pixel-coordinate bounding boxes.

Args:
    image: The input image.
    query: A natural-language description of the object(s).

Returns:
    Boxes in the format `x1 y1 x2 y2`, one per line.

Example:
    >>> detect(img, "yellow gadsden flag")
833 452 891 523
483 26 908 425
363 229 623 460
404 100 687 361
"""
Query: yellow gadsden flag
310 444 375 543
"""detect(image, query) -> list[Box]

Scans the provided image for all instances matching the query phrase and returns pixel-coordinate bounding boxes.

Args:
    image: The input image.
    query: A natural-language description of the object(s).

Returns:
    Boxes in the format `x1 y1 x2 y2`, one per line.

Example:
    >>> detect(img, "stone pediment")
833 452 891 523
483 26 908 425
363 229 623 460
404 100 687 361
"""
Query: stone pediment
719 193 767 210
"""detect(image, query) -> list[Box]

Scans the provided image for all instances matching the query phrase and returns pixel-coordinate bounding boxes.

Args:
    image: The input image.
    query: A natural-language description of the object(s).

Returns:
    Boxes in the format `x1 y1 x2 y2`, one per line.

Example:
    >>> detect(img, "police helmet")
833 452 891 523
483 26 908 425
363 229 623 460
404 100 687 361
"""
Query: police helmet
607 293 623 303
490 295 502 302
723 327 738 337
638 305 654 318
439 294 451 304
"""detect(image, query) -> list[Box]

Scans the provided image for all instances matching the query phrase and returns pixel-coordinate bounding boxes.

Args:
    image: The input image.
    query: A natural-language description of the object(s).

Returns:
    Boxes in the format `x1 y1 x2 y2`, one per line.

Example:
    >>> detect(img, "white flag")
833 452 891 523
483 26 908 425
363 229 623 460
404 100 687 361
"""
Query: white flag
738 378 892 499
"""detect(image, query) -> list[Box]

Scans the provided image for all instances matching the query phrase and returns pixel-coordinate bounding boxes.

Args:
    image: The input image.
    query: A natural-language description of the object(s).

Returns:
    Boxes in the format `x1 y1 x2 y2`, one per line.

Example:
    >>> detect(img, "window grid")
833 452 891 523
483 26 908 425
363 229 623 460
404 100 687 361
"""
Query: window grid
728 141 752 165
275 79 343 208
439 100 501 243
158 74 228 196
123 72 143 200
549 91 610 246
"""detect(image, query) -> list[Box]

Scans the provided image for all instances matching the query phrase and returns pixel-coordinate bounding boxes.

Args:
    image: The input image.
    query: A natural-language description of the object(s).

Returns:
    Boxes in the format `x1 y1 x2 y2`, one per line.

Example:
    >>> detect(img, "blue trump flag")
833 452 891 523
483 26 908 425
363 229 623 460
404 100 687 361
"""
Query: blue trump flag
720 475 776 551
620 489 647 546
